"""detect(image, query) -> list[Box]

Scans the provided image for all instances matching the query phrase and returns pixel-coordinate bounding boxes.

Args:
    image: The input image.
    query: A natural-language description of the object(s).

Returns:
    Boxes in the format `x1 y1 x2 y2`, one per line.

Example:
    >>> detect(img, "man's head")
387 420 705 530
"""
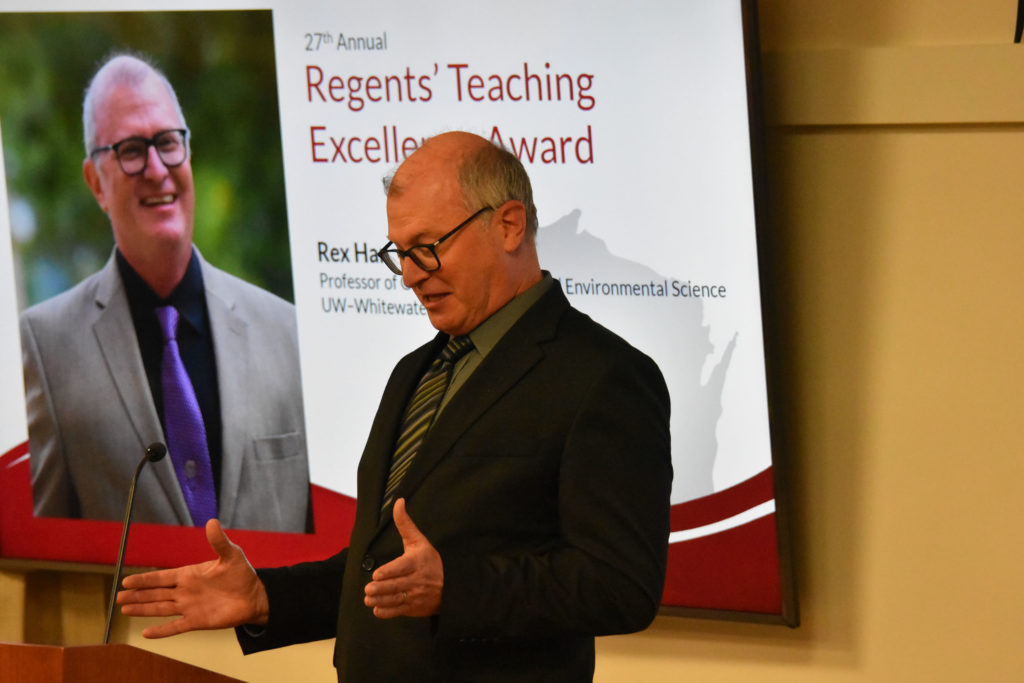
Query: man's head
82 54 194 297
383 132 542 336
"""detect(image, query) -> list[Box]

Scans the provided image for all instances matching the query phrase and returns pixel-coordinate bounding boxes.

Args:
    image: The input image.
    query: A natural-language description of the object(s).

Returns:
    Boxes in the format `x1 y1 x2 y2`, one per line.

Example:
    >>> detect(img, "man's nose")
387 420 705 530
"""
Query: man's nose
142 145 169 179
402 257 430 288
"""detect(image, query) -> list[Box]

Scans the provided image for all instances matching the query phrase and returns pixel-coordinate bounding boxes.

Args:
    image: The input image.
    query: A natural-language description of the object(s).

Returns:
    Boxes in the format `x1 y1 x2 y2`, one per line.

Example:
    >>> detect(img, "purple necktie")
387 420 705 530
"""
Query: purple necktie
156 305 218 526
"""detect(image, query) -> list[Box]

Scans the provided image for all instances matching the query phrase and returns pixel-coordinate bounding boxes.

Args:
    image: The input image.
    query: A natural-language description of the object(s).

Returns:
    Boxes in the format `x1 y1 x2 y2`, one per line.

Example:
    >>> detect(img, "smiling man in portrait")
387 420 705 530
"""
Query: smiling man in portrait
20 52 310 532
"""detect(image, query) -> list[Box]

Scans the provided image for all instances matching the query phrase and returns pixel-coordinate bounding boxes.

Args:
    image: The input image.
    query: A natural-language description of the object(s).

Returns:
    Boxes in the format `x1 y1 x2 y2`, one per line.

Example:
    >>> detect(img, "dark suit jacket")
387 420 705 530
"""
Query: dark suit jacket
20 250 309 531
240 284 672 681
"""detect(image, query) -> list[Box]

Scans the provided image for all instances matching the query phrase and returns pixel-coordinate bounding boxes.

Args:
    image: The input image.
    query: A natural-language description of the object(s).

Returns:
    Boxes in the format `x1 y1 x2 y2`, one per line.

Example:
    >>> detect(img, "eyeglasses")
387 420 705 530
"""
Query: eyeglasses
377 206 493 275
89 129 190 176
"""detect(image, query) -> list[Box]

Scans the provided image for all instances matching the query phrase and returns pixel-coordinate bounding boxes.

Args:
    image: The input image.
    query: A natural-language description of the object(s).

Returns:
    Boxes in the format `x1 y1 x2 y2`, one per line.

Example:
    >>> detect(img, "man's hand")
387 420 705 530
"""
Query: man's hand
364 498 443 619
116 518 269 638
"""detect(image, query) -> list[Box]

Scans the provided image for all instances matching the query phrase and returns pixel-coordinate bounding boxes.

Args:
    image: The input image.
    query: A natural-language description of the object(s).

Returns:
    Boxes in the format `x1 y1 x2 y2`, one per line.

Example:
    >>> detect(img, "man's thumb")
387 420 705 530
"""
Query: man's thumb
392 498 424 544
205 518 235 559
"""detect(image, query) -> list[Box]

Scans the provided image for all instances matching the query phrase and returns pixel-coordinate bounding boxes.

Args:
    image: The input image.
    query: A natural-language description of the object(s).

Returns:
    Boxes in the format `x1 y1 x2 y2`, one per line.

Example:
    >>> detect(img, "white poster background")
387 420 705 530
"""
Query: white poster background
1 0 770 510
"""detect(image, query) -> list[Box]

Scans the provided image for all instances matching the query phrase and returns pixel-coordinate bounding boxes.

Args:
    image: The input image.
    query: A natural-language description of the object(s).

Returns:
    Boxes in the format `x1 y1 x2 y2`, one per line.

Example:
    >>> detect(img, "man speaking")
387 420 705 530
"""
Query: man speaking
118 131 672 681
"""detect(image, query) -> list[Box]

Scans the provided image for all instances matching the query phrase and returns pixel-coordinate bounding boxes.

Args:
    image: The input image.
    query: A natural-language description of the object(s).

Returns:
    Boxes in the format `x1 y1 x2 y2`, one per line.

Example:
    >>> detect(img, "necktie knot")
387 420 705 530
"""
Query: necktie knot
156 305 180 343
440 335 473 365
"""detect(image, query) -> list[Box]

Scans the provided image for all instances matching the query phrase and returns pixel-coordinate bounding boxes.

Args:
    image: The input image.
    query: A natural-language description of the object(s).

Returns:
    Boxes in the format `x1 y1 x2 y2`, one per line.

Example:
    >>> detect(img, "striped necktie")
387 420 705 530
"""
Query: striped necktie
382 335 474 510
156 305 218 526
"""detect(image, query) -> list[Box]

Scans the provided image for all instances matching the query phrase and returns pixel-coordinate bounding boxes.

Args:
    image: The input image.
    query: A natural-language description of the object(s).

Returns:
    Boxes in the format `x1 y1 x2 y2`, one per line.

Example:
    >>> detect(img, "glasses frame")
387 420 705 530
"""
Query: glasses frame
89 128 190 176
377 206 493 275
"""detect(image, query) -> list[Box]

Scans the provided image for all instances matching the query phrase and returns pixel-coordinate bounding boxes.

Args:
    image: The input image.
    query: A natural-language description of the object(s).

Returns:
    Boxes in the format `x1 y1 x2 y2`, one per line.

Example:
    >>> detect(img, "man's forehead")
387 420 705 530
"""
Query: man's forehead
387 190 456 228
95 76 176 125
388 155 462 209
384 132 484 234
386 187 469 245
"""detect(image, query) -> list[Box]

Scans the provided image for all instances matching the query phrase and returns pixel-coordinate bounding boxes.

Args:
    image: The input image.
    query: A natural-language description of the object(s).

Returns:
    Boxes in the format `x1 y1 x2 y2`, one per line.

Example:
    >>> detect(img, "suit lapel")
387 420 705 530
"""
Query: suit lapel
91 256 192 525
201 258 250 528
364 334 445 532
373 286 568 535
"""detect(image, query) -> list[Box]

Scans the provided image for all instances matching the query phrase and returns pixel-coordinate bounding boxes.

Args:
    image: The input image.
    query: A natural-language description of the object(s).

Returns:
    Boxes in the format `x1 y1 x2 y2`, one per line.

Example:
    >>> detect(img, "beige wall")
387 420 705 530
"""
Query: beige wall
4 2 1024 680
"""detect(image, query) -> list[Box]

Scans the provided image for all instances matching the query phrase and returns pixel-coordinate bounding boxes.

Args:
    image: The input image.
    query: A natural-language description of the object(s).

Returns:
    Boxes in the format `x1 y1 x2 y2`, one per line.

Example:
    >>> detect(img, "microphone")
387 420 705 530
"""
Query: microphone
103 442 167 644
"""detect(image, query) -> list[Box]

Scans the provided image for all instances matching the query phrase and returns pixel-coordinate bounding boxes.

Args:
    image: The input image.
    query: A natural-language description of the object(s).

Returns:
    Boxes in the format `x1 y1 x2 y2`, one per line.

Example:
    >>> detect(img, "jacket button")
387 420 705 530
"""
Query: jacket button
361 555 375 572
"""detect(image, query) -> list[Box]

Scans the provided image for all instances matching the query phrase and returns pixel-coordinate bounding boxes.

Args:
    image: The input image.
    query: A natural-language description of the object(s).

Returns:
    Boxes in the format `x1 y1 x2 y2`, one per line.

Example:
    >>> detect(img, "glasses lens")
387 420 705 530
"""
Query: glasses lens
407 246 439 272
155 131 187 167
380 249 402 275
379 246 439 274
116 140 148 174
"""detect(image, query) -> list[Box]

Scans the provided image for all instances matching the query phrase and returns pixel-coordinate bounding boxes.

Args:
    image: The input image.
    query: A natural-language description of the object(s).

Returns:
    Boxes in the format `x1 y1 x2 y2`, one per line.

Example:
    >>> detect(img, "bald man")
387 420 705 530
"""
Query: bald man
20 53 309 532
118 132 671 682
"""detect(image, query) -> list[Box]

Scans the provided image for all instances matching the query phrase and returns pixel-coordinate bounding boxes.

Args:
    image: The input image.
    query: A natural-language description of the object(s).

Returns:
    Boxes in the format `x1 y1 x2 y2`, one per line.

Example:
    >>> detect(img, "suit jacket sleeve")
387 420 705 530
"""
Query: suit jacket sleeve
236 548 349 653
436 337 672 640
20 313 78 518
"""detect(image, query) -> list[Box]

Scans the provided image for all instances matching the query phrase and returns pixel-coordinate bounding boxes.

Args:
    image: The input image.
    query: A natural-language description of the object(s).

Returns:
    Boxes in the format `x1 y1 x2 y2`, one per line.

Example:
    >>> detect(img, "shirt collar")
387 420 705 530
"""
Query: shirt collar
117 247 207 335
464 272 553 360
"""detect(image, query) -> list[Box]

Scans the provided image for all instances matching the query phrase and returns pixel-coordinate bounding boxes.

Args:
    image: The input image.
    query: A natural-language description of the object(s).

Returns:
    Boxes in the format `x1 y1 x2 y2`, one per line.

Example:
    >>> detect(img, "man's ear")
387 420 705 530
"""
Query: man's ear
496 200 527 252
82 158 108 213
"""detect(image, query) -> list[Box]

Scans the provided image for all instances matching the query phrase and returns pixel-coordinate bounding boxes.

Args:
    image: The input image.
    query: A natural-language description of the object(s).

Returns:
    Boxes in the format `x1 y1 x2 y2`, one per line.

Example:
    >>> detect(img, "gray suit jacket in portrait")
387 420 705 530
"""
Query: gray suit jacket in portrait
20 250 310 532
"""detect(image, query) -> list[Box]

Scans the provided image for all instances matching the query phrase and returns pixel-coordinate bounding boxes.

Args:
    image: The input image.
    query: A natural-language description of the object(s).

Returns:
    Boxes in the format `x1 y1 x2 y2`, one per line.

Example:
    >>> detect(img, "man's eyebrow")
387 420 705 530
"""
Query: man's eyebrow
388 226 435 249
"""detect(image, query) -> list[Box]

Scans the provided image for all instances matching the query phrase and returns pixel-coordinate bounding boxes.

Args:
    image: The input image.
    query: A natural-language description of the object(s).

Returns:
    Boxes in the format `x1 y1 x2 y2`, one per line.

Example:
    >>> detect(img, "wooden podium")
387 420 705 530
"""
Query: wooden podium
0 642 242 682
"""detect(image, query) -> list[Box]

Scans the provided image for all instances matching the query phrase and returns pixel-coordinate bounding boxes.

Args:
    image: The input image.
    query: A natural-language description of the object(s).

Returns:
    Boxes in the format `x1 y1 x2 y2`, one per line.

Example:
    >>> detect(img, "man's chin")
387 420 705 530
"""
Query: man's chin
420 297 469 335
141 220 192 246
425 311 446 333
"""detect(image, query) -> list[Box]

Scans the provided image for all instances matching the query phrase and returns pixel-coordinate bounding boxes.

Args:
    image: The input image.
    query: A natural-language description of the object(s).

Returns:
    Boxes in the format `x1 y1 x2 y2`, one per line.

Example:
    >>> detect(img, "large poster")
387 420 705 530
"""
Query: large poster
0 0 795 623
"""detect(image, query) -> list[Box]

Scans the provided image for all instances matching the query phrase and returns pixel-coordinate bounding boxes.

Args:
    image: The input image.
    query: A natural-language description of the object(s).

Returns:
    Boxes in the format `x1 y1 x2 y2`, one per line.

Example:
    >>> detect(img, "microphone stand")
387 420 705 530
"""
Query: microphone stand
103 442 167 645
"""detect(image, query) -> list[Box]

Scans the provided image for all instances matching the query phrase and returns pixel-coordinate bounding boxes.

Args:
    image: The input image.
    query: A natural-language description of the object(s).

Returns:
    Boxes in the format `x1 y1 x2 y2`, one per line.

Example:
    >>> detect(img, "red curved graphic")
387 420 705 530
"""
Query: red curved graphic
2 442 782 615
0 441 354 568
671 466 775 532
663 467 781 614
